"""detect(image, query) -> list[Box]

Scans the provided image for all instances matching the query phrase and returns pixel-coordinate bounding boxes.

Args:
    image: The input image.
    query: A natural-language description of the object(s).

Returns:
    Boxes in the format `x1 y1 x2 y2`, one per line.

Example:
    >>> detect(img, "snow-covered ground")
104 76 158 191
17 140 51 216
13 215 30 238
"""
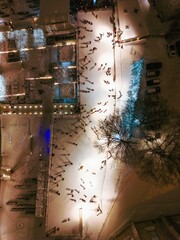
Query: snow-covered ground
46 6 147 240
0 0 180 240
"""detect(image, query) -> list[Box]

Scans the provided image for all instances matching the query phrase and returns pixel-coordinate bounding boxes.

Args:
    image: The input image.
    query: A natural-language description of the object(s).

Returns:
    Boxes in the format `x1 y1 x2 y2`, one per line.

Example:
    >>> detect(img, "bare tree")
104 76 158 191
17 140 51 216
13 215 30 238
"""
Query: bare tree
136 121 180 185
94 99 180 186
94 109 139 165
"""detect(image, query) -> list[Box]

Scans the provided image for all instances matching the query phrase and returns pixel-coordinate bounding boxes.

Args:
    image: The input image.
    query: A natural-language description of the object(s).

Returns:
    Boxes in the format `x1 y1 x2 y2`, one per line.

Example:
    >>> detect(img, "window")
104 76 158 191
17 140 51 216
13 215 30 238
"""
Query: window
148 230 160 240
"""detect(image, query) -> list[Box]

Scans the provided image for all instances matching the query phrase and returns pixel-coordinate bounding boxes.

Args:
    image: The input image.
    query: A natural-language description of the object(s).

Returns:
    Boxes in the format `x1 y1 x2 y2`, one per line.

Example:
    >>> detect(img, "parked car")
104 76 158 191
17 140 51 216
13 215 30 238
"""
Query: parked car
146 78 160 86
146 69 160 78
146 62 162 70
167 44 176 56
147 86 160 94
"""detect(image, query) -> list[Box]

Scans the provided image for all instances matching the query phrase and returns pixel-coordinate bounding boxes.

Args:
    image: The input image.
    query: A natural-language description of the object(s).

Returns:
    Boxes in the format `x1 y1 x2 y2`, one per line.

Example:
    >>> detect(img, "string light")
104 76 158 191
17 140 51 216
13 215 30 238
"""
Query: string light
0 75 6 101
121 58 144 139
33 28 46 48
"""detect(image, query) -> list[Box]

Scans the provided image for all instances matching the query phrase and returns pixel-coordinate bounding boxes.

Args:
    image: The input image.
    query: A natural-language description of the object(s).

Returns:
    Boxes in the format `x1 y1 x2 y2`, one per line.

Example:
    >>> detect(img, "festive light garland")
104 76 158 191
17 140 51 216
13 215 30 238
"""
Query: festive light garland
121 58 144 139
14 30 28 60
33 28 46 48
0 75 6 101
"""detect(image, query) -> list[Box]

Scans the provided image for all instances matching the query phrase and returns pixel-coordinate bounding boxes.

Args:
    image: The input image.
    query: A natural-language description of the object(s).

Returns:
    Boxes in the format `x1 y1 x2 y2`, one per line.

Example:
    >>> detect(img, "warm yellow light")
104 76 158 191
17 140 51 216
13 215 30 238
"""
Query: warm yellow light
37 46 46 50
39 76 52 80
81 207 95 222
71 205 96 223
67 66 76 69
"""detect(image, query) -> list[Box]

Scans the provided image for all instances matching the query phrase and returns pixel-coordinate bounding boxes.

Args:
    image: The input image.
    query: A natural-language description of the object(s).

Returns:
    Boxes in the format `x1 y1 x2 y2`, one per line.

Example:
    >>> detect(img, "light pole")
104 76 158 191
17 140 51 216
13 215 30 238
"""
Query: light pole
79 208 83 238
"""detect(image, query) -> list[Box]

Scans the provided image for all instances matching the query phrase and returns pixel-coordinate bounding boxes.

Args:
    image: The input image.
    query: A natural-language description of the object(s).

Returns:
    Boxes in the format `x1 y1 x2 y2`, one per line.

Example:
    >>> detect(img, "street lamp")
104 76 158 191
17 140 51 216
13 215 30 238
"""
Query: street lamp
79 208 83 238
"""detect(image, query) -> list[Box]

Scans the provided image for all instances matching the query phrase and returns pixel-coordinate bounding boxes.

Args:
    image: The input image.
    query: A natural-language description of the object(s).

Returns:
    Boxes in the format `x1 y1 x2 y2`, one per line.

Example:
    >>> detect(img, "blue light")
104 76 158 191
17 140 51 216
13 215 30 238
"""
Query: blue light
14 29 28 60
7 31 15 39
38 127 51 155
93 0 96 5
61 61 71 68
121 58 144 139
14 29 28 49
0 75 6 101
44 128 51 145
113 133 121 141
33 28 46 48
133 118 140 126
46 146 50 155
0 32 5 42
